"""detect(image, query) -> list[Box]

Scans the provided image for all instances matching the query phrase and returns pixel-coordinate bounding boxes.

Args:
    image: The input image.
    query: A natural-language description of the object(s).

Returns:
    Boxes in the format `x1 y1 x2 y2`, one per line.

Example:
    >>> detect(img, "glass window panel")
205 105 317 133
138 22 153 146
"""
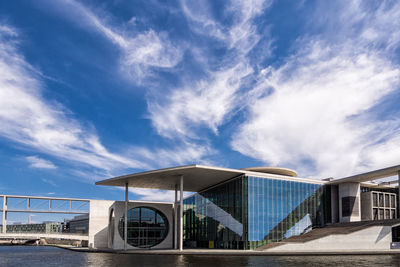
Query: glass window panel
385 195 390 207
373 193 378 207
379 194 384 207
373 208 378 220
379 209 384 220
391 195 396 208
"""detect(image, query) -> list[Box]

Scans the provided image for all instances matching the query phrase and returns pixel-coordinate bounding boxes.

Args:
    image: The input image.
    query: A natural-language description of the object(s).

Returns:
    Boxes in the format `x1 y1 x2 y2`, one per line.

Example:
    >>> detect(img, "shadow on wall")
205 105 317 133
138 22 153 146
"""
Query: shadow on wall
93 226 108 249
375 226 391 244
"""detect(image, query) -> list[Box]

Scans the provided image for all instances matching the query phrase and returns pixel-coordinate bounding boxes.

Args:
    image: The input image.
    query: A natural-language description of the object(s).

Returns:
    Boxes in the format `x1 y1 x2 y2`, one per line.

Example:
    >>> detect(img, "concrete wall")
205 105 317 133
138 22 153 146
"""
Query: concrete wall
361 192 372 220
110 201 173 250
267 225 393 252
88 200 114 249
338 183 361 222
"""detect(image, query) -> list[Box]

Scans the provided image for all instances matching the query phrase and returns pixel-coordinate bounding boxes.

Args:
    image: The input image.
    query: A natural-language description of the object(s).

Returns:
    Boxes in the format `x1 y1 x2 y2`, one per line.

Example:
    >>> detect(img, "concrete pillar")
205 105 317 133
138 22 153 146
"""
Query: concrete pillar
398 171 400 218
2 196 6 234
338 182 361 222
330 185 339 223
174 184 178 249
124 182 128 250
179 175 183 251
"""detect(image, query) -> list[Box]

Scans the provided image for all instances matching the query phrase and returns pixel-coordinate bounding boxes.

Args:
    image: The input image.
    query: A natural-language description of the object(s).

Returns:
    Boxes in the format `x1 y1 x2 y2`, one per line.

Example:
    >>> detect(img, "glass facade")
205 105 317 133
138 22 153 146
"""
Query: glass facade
183 175 245 249
183 175 326 249
118 207 169 248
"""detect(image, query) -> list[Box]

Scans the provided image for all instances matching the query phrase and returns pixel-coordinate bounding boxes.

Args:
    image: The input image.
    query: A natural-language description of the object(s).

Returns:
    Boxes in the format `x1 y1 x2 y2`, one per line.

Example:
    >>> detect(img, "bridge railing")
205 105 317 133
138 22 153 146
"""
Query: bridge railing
0 195 90 235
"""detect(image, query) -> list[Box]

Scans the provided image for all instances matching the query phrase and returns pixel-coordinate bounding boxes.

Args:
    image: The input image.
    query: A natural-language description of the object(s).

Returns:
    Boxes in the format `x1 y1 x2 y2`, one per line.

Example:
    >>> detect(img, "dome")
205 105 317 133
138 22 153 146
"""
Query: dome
242 167 298 177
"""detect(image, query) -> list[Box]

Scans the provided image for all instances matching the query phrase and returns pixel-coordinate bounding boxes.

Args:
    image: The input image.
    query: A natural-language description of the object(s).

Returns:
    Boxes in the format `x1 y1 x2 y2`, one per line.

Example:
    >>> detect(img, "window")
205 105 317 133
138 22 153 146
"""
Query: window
373 208 378 220
373 193 378 207
379 209 384 220
385 195 390 207
385 209 390 220
379 194 384 207
391 195 396 208
118 207 169 248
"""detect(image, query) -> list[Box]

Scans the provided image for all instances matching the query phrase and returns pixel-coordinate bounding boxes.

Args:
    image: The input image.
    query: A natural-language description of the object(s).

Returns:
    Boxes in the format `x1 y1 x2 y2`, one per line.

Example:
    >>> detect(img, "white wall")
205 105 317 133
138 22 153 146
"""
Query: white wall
88 200 114 249
266 225 392 252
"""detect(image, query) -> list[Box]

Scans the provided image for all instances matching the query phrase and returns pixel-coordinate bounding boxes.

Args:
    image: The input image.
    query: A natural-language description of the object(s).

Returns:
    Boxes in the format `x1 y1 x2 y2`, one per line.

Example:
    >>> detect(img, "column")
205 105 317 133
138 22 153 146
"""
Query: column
338 182 361 222
174 184 178 249
179 175 183 251
2 196 6 234
124 182 128 250
398 171 400 218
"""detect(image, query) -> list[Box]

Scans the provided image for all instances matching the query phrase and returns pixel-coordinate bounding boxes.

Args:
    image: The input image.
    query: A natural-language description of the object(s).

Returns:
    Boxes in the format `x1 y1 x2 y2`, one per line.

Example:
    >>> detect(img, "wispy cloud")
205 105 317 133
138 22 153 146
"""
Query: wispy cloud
0 24 147 172
149 0 271 140
27 156 57 169
232 1 400 178
129 188 193 202
51 0 183 81
41 178 58 187
148 63 253 138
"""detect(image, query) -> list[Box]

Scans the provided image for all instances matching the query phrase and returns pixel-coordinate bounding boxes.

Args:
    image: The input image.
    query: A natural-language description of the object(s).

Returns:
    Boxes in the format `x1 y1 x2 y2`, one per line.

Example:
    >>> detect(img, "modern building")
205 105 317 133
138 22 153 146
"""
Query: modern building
64 214 89 234
91 164 400 251
4 222 62 234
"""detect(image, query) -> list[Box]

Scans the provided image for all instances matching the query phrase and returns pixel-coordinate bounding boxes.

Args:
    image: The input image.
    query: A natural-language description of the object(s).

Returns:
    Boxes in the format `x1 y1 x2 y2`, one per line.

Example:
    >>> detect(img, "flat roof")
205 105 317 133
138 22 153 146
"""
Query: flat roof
96 164 324 192
329 165 400 185
96 165 244 192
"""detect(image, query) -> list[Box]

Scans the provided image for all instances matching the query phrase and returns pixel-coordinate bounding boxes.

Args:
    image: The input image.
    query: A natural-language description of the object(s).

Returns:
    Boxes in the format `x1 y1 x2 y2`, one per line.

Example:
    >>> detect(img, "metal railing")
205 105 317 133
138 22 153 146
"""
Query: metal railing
0 194 90 235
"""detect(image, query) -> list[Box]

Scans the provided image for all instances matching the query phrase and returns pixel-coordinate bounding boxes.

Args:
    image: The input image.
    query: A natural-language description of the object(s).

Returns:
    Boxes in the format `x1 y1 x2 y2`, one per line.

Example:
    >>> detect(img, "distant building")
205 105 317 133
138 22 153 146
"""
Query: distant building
5 222 61 234
65 214 89 234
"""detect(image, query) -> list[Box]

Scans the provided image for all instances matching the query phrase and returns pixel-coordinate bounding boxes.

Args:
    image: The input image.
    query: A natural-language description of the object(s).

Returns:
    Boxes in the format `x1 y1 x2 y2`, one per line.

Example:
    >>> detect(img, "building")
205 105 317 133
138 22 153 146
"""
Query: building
4 222 61 234
64 214 89 234
92 164 400 251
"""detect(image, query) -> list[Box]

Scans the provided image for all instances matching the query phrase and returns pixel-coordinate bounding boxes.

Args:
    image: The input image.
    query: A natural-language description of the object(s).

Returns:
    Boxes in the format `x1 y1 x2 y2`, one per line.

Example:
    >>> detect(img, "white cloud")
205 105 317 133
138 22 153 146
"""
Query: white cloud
41 177 58 187
231 2 400 179
181 0 271 53
0 24 147 172
129 188 193 202
27 156 57 169
149 0 270 139
127 141 216 169
55 0 183 81
149 63 253 138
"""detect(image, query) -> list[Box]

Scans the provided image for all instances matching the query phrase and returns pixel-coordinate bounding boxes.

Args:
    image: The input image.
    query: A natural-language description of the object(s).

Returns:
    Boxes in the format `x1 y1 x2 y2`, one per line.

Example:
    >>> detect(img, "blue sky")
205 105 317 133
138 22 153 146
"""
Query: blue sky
0 0 400 203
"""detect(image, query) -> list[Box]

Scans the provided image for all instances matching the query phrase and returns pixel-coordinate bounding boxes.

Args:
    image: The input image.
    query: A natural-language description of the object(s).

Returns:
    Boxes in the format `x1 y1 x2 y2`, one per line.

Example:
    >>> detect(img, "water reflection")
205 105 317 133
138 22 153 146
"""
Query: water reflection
1 246 400 267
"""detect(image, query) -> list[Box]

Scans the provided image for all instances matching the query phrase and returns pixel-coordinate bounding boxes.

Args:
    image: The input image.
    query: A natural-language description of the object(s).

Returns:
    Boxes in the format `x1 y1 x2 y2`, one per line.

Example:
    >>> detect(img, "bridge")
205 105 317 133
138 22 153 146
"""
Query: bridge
0 194 90 241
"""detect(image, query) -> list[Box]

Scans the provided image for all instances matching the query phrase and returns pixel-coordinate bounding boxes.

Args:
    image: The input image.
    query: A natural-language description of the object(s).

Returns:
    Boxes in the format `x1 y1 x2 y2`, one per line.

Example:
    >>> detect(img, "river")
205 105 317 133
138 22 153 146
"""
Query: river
1 246 399 266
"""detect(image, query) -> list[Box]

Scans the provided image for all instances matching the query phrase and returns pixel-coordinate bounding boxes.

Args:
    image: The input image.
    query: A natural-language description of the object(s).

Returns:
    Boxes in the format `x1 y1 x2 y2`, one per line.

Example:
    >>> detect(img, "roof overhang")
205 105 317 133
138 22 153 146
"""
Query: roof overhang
329 165 400 185
95 165 245 192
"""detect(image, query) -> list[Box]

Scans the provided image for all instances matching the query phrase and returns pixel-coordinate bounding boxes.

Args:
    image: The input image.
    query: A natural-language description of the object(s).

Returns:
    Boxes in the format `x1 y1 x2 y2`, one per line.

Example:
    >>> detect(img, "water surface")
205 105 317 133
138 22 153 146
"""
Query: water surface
1 246 400 267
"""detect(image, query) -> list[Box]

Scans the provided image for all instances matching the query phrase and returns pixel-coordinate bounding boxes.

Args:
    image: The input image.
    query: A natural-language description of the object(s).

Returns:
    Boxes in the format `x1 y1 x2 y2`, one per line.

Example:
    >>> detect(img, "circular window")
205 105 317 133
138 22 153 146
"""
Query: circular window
118 207 169 248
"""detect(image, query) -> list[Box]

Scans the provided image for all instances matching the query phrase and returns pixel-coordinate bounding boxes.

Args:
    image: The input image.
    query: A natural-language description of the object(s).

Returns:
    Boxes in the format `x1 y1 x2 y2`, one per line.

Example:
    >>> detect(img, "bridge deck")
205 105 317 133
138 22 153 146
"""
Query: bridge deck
0 233 88 240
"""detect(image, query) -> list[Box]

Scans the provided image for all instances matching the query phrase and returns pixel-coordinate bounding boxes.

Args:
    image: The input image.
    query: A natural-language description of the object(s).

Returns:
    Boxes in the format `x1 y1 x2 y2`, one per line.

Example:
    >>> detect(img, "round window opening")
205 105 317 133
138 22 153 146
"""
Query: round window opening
118 207 169 248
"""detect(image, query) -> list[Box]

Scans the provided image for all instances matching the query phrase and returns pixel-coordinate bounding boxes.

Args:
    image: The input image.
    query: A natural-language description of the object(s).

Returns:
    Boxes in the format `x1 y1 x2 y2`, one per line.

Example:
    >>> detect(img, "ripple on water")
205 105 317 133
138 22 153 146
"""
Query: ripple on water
1 246 400 267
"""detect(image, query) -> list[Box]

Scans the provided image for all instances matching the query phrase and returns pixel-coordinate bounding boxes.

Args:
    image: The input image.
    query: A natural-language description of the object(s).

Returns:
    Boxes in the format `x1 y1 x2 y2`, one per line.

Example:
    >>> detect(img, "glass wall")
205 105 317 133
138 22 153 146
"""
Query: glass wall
183 175 326 250
183 175 246 249
247 176 325 249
